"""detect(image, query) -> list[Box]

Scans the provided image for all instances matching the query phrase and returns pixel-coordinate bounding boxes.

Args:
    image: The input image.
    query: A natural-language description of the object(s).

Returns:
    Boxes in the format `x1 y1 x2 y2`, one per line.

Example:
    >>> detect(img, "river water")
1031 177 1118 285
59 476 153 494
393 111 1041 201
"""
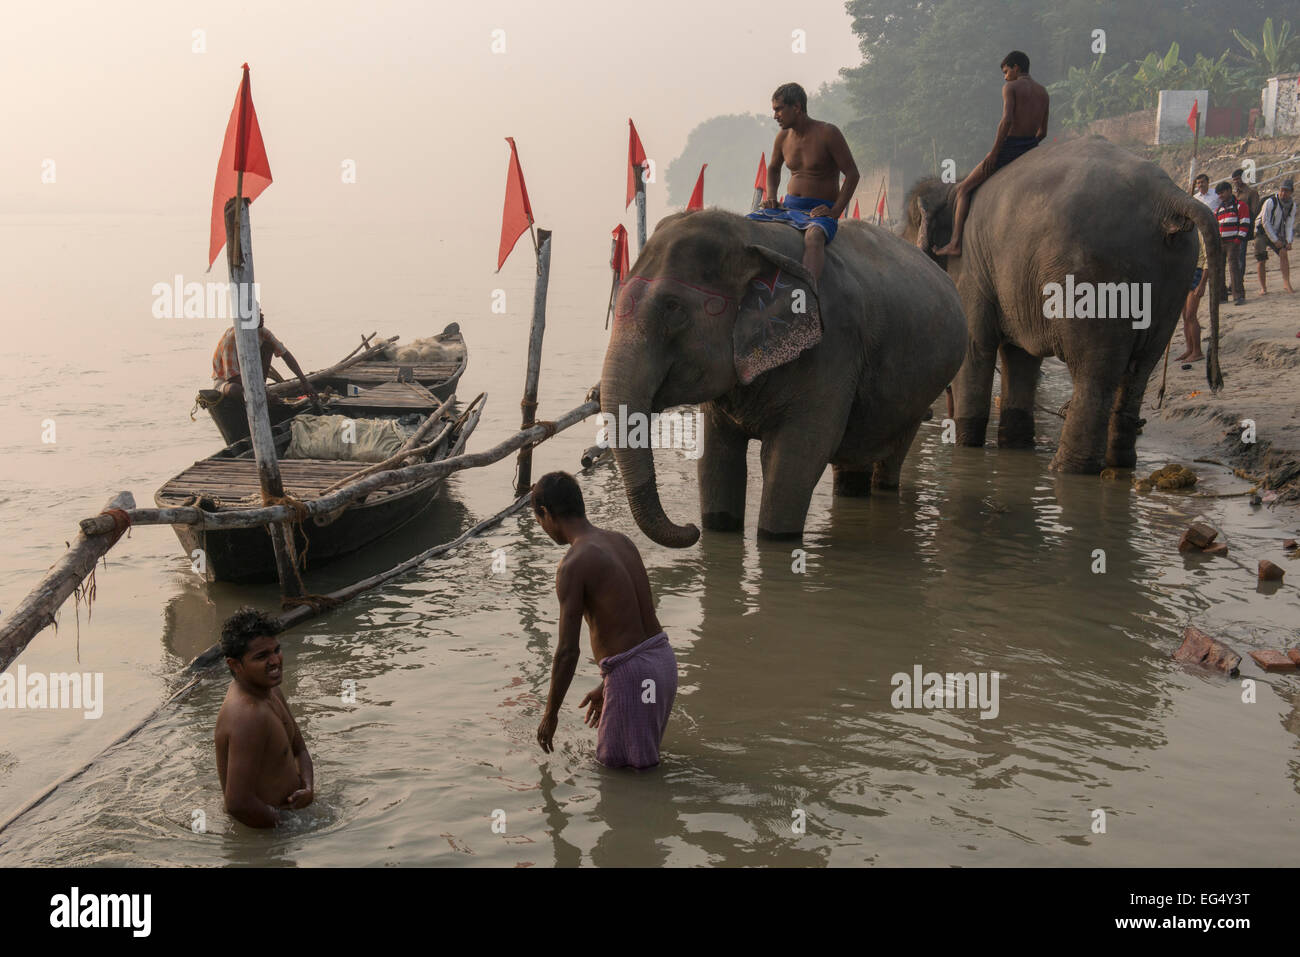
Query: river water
2 212 1298 866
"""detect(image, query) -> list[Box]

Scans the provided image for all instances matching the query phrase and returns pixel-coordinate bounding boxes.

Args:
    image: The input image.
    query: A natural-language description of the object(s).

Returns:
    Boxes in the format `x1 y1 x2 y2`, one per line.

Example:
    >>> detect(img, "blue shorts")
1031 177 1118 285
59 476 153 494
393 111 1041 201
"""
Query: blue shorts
746 195 838 243
1190 266 1203 291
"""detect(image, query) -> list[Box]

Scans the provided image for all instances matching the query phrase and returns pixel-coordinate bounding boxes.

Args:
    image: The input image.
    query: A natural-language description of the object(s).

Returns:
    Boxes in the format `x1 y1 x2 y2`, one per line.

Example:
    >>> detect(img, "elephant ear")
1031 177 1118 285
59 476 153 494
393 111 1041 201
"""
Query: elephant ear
733 244 823 385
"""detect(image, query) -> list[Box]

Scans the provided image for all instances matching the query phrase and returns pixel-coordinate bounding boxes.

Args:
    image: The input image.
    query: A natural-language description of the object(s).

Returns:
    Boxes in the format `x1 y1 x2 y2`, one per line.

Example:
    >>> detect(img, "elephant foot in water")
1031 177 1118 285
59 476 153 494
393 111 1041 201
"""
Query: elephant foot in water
1105 413 1143 469
996 408 1036 449
702 511 744 532
832 466 873 497
1048 448 1107 473
955 416 989 447
757 527 804 542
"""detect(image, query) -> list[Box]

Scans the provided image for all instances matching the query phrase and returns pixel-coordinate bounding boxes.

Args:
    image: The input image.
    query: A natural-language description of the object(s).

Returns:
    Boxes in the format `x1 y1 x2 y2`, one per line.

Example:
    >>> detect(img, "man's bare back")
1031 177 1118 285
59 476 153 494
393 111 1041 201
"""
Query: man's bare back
1004 75 1049 139
558 527 660 663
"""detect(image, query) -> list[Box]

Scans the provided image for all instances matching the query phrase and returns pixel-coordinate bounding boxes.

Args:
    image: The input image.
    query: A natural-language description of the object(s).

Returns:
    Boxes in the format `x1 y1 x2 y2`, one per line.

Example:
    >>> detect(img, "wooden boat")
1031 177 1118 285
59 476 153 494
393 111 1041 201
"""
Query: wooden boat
157 393 484 583
199 323 467 445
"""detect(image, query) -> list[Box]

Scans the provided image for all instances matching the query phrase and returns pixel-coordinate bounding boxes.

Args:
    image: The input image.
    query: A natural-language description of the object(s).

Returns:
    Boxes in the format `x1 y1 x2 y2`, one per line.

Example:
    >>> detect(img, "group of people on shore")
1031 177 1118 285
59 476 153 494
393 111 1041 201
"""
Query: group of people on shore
1181 169 1297 361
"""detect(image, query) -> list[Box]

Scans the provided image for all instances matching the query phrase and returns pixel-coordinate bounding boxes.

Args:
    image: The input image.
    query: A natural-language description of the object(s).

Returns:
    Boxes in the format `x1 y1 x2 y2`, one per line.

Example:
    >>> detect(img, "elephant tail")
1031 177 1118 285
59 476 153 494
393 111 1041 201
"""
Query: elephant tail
1168 193 1223 392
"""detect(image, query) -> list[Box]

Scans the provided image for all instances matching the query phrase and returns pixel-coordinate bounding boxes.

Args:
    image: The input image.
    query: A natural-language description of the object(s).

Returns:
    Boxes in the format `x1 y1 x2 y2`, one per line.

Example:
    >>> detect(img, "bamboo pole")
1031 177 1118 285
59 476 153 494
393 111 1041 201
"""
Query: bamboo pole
79 389 600 536
264 334 398 399
515 229 552 495
225 196 304 598
0 492 135 671
635 176 648 255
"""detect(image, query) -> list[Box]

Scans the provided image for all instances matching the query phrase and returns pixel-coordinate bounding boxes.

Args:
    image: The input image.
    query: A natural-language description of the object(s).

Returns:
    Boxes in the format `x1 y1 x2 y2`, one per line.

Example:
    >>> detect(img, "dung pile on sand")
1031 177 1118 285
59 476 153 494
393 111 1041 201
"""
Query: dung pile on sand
1134 464 1197 493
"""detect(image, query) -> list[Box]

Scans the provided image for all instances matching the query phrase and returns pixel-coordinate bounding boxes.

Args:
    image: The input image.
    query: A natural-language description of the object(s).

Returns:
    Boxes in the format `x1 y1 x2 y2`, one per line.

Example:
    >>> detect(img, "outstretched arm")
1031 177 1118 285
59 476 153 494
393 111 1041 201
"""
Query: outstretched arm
538 557 584 753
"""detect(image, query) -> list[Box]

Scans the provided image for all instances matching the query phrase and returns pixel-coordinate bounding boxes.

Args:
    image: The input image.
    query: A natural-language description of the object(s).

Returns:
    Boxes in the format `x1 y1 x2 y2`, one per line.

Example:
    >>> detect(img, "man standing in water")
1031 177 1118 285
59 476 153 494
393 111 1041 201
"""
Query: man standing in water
747 82 860 288
933 51 1049 257
215 607 314 828
532 471 677 769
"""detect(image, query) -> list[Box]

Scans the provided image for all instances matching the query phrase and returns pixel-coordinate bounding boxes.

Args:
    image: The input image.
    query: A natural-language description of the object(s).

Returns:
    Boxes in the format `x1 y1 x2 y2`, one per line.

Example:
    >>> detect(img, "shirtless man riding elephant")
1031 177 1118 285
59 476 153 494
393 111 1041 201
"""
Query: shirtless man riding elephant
747 82 860 288
933 51 1049 258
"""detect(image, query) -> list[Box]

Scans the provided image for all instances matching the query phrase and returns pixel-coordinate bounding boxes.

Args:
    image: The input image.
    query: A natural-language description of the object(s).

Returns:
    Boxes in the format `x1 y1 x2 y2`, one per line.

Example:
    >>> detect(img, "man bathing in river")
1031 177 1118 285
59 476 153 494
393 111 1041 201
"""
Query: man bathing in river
747 82 860 288
215 607 314 828
532 472 677 769
933 51 1049 258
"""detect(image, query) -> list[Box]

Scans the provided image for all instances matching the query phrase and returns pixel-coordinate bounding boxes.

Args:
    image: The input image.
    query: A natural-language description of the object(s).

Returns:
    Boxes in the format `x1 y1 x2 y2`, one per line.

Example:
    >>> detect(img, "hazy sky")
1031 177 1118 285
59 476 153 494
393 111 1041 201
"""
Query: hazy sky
5 0 862 265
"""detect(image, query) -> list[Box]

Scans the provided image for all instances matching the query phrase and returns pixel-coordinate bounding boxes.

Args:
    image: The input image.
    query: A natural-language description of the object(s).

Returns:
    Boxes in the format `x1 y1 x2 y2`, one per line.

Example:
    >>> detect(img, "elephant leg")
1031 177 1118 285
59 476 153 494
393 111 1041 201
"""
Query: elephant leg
872 420 922 490
698 403 748 532
950 293 999 446
833 465 873 497
996 342 1041 449
757 429 832 540
1051 367 1123 473
1106 354 1160 469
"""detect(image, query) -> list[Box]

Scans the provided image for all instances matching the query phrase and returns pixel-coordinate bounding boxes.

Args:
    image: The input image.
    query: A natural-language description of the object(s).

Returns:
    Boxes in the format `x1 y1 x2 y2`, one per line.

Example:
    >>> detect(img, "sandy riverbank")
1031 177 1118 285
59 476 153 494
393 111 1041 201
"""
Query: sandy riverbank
1141 250 1300 507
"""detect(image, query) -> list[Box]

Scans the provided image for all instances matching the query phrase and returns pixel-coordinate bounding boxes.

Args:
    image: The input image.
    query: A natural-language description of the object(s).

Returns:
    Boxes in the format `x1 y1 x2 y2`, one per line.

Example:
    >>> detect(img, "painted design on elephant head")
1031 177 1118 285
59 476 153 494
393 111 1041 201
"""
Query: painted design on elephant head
614 276 734 326
734 247 823 385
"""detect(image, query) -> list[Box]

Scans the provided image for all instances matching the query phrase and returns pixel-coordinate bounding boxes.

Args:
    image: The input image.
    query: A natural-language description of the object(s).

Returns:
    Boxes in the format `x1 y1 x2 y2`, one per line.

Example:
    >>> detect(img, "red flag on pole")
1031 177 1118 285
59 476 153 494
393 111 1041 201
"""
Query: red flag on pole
208 63 272 269
687 164 707 211
497 137 534 271
852 199 861 219
611 224 629 281
754 152 767 197
875 189 887 224
1187 98 1199 133
627 119 648 209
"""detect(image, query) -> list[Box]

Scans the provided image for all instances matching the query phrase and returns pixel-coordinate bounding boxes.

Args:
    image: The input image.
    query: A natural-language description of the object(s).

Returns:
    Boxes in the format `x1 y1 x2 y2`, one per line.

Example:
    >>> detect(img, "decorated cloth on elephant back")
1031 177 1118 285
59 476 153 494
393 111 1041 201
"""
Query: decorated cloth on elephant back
745 195 838 243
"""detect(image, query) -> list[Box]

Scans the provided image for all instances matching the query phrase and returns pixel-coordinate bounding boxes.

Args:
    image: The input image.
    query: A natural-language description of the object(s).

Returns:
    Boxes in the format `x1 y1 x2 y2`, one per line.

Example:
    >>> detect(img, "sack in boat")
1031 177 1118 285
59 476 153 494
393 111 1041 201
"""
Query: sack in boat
285 414 409 462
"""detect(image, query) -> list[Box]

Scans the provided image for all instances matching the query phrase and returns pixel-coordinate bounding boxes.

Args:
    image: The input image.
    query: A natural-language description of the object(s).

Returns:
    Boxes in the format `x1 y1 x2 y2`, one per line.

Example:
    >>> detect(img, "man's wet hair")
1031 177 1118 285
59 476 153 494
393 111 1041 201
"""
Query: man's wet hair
531 471 586 520
1001 51 1030 72
772 82 807 113
221 606 281 661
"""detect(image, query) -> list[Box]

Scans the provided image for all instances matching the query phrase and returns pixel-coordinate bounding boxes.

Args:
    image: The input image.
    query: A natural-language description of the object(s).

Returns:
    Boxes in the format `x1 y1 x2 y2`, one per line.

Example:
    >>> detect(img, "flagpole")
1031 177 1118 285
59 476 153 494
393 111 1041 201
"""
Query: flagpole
605 235 619 329
1189 101 1201 188
232 170 244 267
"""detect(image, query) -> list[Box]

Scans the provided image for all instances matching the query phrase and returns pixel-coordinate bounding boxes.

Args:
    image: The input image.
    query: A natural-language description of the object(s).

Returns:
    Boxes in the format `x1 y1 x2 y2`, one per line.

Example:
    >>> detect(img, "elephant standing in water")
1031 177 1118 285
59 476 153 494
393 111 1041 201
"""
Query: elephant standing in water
600 209 967 547
904 136 1223 473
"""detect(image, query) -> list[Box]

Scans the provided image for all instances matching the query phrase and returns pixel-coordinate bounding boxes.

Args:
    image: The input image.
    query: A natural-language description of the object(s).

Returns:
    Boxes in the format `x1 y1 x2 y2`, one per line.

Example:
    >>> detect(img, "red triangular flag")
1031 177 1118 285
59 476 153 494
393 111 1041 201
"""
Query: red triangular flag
852 199 861 219
1187 98 1199 133
497 137 534 271
875 189 887 223
754 152 767 197
687 164 707 211
627 119 648 209
611 224 629 281
208 64 272 269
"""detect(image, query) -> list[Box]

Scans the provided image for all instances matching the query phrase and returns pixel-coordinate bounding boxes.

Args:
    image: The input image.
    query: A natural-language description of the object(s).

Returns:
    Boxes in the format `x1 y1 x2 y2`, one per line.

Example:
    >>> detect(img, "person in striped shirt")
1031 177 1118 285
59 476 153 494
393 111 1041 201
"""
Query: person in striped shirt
208 311 319 404
1214 182 1248 306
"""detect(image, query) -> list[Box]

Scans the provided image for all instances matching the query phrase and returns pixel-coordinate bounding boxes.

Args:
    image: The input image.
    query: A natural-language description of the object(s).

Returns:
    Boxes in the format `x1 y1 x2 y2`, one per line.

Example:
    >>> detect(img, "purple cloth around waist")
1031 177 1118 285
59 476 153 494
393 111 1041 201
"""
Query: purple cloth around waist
745 194 839 242
597 631 677 769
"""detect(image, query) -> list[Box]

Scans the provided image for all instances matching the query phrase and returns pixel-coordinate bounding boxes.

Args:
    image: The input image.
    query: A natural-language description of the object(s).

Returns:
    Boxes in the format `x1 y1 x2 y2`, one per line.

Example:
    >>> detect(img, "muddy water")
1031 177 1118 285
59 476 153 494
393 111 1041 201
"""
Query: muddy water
2 213 1299 866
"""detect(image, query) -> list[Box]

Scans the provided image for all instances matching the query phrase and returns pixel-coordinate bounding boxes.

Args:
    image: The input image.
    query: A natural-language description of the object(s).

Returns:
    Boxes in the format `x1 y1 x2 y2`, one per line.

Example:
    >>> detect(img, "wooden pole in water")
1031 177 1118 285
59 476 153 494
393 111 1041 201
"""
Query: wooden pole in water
0 491 135 671
515 229 552 495
224 192 304 599
634 176 647 256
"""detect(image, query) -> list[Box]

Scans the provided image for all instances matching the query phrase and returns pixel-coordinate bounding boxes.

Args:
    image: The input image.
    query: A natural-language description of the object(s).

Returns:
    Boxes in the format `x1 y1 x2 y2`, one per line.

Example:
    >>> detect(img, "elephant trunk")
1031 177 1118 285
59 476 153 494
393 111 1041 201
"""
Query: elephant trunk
1179 191 1223 391
601 364 701 549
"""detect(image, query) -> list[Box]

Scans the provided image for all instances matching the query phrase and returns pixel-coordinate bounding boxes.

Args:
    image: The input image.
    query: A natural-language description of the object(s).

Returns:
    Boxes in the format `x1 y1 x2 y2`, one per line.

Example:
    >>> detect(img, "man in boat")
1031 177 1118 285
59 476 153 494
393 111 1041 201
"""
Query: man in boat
531 471 677 769
215 607 314 828
204 311 321 406
746 81 860 289
932 51 1049 257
